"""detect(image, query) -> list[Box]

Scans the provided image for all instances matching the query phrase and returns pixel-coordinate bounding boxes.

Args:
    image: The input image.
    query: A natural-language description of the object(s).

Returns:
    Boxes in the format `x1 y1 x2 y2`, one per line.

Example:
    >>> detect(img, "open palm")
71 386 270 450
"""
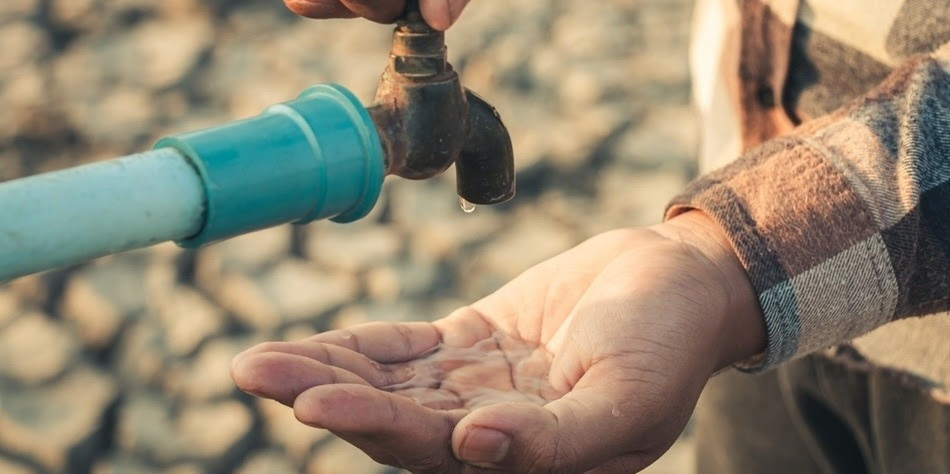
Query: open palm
231 213 763 473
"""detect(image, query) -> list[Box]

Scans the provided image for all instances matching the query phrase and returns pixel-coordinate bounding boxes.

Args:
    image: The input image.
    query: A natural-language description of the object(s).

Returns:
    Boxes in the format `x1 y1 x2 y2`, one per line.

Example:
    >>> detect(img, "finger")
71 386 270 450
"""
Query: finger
451 364 677 472
231 352 370 406
339 0 406 24
295 384 468 472
232 340 411 388
284 0 359 18
420 0 472 30
305 322 442 363
433 306 496 347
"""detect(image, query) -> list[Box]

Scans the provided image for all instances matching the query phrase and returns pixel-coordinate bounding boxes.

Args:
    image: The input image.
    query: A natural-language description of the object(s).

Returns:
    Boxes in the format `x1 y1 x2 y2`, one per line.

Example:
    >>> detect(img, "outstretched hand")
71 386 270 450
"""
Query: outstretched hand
283 0 471 30
231 211 765 472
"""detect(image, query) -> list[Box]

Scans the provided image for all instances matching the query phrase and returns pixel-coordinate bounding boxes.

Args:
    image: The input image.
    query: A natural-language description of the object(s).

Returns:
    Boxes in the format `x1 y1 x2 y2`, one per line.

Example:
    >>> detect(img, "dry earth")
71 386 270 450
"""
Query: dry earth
0 0 697 472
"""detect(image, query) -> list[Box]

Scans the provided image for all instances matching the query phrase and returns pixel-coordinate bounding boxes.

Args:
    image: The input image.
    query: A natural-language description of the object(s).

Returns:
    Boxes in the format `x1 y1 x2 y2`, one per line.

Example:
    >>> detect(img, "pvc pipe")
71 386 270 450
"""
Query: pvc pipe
0 83 385 281
0 148 205 281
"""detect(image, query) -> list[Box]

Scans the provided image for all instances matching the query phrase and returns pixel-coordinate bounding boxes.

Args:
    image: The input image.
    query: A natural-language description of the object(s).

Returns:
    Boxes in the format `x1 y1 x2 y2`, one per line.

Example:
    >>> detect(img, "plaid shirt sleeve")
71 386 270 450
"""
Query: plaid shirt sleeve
667 45 950 372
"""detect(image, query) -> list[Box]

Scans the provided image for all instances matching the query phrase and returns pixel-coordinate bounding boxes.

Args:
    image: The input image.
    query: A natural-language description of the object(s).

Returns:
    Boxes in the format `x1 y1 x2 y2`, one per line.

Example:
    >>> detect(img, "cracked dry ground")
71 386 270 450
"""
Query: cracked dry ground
0 0 696 472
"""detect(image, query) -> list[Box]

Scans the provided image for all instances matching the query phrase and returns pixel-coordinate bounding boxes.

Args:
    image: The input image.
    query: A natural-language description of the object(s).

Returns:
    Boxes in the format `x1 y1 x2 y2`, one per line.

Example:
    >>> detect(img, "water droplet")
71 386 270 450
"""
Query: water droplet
611 405 620 417
459 196 477 213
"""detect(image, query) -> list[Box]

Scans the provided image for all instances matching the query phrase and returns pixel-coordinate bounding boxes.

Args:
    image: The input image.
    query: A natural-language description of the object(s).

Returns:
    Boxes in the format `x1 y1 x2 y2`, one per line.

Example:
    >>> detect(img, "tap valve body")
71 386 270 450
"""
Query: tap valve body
369 2 515 205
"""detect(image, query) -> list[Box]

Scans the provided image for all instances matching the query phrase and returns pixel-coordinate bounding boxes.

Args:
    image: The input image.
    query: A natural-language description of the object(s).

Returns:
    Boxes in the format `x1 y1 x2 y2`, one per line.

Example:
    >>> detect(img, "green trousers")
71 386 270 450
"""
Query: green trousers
694 348 950 474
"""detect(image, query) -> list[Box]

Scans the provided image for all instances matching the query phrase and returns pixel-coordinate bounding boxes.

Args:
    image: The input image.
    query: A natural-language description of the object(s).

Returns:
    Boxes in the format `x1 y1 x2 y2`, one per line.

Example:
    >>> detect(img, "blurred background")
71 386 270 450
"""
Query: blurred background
0 0 698 472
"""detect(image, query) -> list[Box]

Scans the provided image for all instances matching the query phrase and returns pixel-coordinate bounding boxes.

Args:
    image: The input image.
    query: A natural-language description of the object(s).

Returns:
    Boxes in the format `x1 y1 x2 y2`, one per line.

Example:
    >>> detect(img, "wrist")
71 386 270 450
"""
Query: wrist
651 211 766 370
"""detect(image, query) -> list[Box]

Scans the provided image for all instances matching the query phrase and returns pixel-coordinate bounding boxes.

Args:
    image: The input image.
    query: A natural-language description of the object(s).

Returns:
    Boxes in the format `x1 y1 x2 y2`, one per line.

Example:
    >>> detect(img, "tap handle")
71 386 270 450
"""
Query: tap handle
399 0 433 32
403 0 421 19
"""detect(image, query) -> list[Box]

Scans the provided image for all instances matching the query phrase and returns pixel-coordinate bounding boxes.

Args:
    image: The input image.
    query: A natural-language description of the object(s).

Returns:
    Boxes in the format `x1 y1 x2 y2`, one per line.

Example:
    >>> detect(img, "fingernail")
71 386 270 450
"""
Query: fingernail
460 427 511 465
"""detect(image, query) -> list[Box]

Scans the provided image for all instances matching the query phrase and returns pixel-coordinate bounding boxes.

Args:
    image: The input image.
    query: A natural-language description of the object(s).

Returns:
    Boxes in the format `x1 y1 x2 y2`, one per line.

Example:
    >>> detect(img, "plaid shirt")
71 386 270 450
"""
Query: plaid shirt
673 0 950 386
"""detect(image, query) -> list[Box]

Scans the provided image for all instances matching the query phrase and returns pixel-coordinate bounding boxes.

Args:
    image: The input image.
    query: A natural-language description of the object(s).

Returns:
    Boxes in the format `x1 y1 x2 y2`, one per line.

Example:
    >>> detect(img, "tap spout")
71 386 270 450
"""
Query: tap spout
456 89 515 204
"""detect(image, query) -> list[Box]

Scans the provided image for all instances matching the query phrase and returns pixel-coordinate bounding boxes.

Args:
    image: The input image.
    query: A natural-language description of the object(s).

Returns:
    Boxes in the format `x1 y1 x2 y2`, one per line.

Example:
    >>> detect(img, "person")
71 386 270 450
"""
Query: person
231 0 950 472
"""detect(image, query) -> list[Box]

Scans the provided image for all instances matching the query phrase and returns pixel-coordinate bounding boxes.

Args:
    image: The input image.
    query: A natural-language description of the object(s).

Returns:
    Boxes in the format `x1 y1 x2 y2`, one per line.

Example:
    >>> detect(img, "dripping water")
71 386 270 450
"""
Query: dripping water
459 196 476 213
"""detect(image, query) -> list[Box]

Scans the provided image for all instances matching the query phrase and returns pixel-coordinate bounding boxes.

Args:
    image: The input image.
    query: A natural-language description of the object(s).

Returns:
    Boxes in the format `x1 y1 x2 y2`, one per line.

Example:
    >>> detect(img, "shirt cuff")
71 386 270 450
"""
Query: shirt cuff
665 135 890 372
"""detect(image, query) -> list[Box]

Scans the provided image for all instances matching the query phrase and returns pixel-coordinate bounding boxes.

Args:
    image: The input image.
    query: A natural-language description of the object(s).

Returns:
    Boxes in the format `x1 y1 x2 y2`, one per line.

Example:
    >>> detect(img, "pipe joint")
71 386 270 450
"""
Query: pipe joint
155 84 385 248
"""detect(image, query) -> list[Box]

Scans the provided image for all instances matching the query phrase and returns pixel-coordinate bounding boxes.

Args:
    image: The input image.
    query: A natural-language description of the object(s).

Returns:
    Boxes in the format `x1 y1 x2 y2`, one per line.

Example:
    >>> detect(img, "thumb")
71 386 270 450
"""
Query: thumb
451 365 684 472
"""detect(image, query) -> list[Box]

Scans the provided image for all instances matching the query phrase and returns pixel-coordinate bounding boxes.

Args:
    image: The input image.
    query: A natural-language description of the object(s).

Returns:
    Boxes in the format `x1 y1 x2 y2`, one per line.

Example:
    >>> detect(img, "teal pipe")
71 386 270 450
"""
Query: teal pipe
0 84 385 281
0 148 205 281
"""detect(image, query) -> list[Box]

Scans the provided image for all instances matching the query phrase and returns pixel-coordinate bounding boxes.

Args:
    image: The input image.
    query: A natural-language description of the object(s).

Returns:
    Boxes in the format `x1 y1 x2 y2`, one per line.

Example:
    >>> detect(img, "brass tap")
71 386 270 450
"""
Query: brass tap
368 0 516 205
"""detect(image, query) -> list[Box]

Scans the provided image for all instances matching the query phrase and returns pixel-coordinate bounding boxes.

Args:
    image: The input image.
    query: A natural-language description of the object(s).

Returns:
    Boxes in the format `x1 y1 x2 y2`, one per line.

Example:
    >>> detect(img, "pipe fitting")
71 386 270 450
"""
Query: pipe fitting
156 84 385 247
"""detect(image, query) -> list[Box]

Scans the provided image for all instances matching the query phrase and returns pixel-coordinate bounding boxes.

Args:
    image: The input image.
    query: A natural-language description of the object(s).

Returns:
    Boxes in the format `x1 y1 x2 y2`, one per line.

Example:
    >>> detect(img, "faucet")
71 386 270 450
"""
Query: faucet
0 3 515 281
370 0 516 205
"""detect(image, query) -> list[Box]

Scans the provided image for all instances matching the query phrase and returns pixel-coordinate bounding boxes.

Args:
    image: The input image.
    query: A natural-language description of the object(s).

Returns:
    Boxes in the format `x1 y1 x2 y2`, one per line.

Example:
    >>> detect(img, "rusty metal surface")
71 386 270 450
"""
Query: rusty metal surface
369 0 516 205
